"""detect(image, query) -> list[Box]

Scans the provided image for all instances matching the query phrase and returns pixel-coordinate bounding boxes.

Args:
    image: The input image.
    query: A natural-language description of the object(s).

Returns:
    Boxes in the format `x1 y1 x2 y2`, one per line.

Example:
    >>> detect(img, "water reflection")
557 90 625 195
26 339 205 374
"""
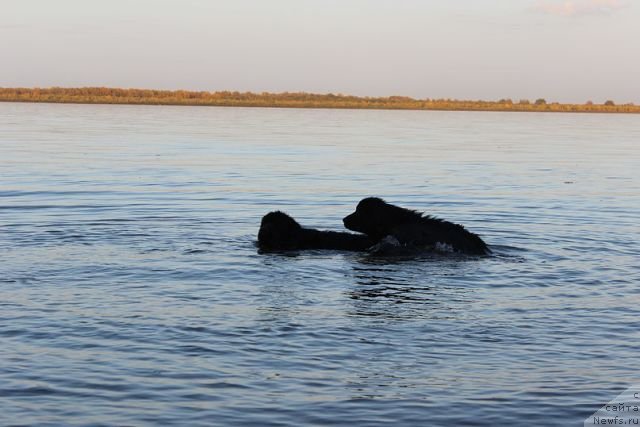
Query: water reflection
346 257 477 320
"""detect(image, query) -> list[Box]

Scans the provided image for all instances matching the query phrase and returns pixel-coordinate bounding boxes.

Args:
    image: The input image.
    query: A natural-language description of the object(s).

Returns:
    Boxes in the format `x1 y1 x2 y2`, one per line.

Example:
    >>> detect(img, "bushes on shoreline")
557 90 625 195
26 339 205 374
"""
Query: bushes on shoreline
1 87 638 114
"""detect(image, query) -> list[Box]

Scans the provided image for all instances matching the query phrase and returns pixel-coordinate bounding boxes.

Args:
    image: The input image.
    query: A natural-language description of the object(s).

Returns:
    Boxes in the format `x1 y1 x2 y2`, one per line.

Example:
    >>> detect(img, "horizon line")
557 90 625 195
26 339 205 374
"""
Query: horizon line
0 85 632 105
1 86 638 114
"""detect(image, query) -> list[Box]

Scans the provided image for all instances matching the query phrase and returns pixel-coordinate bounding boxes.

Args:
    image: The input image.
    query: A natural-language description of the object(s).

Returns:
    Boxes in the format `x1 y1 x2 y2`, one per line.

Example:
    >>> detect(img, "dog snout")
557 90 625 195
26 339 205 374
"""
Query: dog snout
343 213 357 229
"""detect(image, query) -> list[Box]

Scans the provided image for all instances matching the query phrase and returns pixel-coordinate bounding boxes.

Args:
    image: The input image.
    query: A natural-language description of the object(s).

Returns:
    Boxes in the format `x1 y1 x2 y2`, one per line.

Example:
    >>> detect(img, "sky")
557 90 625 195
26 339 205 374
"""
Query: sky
1 0 639 103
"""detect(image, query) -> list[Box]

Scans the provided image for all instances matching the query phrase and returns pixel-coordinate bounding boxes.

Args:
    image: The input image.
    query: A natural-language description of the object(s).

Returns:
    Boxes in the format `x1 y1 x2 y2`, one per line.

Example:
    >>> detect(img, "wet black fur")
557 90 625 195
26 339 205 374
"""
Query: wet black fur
343 197 490 255
258 211 374 251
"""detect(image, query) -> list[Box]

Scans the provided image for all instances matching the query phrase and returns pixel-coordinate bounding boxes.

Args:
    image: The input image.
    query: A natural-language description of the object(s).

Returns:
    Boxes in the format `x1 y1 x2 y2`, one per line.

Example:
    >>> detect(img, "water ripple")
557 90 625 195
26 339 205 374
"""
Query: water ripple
1 103 639 426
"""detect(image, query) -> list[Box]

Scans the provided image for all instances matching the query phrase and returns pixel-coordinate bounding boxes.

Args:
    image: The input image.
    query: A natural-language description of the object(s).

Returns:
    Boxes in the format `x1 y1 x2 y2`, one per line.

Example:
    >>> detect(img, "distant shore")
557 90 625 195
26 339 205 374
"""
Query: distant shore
1 87 639 114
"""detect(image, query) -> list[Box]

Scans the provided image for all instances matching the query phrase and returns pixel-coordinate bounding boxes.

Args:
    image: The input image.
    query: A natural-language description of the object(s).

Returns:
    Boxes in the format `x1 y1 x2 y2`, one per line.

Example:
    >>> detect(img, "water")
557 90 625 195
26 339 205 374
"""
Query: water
1 102 639 426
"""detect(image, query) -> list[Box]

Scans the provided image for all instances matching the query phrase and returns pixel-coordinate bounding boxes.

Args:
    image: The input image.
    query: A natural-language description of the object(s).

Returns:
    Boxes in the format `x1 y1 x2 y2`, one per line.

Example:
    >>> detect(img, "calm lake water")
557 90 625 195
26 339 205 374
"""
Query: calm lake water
1 102 639 426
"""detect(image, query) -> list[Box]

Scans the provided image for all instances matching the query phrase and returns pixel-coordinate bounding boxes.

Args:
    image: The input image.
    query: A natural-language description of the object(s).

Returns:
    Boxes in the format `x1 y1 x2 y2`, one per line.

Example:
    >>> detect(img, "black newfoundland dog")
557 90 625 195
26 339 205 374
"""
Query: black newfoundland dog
257 198 490 255
343 197 490 255
258 211 374 252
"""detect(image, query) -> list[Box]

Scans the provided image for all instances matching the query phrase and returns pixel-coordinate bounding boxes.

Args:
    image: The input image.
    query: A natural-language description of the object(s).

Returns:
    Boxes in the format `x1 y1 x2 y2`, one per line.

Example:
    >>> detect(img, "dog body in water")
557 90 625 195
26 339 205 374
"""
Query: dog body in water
258 211 374 252
343 197 490 255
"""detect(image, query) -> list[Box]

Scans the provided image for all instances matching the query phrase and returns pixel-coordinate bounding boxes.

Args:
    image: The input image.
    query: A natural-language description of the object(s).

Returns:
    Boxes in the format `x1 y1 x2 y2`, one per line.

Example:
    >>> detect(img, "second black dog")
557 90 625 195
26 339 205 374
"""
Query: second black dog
343 197 490 255
258 211 374 252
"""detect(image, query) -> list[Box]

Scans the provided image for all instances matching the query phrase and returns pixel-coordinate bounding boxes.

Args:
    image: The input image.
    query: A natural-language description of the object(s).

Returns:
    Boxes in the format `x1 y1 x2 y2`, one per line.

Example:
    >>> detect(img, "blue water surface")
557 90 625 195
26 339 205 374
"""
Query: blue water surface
1 103 639 426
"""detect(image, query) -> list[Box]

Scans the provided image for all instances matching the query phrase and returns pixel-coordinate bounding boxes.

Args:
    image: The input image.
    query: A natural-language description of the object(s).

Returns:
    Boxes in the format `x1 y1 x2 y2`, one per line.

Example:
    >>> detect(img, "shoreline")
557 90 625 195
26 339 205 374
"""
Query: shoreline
1 87 639 114
2 98 639 115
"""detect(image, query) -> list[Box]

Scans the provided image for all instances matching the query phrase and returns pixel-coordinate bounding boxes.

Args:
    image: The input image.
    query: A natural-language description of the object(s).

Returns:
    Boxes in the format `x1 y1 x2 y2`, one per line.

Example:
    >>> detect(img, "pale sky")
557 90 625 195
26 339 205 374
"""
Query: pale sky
2 0 639 103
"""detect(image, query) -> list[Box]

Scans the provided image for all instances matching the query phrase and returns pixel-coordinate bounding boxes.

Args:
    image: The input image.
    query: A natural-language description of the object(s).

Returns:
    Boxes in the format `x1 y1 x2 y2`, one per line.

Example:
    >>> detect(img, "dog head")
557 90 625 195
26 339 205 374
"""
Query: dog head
343 197 420 240
343 197 391 239
258 211 303 250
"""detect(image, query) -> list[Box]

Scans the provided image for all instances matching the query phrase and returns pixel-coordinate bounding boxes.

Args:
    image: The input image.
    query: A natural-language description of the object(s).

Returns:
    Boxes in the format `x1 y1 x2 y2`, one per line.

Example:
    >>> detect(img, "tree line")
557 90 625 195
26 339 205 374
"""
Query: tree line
1 87 638 114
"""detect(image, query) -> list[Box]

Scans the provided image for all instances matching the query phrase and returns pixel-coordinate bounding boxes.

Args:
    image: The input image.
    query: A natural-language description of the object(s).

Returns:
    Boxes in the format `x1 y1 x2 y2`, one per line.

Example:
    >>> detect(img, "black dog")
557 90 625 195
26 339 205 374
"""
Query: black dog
258 211 374 251
343 197 490 255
